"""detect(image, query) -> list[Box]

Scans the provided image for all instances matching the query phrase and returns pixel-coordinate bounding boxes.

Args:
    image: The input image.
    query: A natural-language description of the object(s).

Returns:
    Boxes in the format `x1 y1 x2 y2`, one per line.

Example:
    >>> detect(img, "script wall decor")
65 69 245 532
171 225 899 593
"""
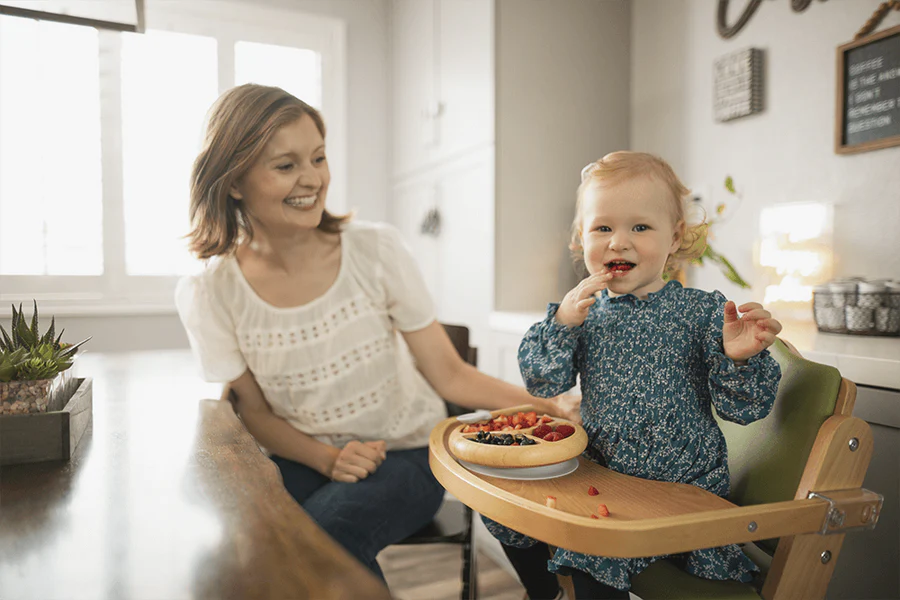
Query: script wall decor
718 0 829 39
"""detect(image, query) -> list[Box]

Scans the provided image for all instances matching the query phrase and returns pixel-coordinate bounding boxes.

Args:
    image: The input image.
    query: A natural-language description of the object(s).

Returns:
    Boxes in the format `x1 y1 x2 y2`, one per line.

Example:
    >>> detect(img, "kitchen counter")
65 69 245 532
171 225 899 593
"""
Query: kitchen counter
490 312 900 391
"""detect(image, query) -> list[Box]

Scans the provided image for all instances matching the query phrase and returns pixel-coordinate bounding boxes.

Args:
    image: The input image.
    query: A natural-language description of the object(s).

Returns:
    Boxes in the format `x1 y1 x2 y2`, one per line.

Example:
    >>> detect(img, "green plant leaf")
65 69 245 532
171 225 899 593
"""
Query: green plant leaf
0 324 12 352
15 318 37 347
41 316 56 345
0 364 15 382
57 337 91 359
696 244 751 289
724 176 736 195
717 254 752 289
10 304 21 347
30 299 39 340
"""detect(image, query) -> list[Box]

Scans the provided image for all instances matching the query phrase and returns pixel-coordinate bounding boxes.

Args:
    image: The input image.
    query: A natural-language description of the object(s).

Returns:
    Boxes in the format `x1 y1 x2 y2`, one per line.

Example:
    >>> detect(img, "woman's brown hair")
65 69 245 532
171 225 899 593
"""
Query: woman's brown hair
188 84 351 259
570 151 707 275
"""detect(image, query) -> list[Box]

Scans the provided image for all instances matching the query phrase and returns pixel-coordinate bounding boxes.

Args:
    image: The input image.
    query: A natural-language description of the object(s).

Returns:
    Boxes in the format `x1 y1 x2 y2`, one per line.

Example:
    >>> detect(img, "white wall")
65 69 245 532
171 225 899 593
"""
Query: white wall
57 0 390 353
495 0 631 312
631 0 900 306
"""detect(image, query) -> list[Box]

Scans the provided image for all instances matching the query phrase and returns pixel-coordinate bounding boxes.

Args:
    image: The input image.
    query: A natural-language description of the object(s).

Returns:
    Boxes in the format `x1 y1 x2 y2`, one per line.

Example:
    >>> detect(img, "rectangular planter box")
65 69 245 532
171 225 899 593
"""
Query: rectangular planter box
0 377 92 466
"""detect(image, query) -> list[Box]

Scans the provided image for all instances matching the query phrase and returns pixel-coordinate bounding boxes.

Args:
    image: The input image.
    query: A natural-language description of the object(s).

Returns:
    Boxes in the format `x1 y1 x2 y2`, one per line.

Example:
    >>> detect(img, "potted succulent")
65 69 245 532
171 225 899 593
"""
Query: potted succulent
0 302 90 415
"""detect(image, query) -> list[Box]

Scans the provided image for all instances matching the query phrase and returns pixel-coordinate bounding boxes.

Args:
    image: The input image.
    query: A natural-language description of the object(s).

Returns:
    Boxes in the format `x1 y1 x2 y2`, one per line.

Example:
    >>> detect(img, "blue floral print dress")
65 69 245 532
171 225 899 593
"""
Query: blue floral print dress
482 281 782 591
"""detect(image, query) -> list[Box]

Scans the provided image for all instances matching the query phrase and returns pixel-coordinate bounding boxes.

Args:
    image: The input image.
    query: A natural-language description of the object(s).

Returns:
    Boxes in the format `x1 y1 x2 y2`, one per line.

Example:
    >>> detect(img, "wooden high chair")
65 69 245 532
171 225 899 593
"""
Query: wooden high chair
428 339 883 599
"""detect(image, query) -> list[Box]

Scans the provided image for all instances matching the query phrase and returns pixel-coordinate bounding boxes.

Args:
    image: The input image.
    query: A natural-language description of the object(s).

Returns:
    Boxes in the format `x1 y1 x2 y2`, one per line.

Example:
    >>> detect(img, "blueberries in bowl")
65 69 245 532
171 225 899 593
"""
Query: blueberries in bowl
469 431 538 446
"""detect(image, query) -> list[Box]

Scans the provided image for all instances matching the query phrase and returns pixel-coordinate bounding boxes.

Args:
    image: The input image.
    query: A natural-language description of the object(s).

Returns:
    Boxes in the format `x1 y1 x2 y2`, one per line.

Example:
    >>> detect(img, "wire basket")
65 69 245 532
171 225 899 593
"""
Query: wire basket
813 291 900 336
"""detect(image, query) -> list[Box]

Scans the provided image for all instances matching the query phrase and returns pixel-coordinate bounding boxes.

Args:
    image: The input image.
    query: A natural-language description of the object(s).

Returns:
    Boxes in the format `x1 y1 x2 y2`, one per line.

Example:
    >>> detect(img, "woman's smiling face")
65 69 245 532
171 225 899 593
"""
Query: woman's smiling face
580 175 683 299
230 114 330 234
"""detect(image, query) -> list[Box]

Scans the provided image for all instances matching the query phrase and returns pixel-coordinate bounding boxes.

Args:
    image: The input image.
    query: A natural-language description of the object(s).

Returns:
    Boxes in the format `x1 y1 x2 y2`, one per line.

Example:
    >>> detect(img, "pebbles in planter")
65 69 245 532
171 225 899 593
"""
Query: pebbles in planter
0 370 76 415
0 379 53 415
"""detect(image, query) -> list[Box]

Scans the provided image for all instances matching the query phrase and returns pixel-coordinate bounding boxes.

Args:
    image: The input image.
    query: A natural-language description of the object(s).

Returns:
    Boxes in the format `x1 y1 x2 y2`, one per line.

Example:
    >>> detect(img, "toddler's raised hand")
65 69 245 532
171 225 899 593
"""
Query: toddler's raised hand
555 272 614 327
722 301 783 363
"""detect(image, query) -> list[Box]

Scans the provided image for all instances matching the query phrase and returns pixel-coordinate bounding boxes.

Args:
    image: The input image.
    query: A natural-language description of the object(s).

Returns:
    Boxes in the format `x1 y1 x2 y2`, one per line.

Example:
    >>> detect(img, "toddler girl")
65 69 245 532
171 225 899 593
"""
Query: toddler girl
484 151 782 599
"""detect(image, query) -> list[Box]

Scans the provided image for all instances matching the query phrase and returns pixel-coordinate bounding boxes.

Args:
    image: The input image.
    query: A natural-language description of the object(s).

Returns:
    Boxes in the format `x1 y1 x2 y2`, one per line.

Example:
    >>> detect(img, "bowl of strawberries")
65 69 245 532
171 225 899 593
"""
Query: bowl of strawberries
447 406 588 468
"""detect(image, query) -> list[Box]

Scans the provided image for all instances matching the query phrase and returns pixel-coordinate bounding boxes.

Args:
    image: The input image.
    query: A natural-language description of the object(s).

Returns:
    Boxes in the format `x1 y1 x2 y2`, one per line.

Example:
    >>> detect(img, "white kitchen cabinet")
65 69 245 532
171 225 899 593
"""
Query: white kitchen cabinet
391 0 493 178
389 0 631 373
433 0 493 162
390 178 441 303
391 0 436 177
391 151 494 347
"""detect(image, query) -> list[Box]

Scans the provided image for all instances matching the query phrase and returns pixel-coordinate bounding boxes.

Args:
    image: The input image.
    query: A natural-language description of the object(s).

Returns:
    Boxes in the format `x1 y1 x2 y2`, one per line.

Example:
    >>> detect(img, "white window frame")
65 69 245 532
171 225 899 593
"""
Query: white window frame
0 1 347 317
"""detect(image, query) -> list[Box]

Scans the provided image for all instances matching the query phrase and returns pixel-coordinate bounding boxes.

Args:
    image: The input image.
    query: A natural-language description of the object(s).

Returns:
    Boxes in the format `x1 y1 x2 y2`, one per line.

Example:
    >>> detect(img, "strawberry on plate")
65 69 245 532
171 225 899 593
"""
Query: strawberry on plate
532 424 552 439
555 424 575 439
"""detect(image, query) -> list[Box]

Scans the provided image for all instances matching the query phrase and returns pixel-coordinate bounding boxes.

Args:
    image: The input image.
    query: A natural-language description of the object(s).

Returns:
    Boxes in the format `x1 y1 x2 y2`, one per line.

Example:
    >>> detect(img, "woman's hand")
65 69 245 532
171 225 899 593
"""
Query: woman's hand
329 440 387 483
722 301 783 363
555 272 613 327
535 393 582 425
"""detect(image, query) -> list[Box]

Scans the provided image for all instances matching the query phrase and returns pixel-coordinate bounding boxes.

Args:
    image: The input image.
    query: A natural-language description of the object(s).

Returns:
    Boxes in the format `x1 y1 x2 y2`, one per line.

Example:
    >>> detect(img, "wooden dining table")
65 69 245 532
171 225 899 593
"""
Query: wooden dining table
0 350 391 600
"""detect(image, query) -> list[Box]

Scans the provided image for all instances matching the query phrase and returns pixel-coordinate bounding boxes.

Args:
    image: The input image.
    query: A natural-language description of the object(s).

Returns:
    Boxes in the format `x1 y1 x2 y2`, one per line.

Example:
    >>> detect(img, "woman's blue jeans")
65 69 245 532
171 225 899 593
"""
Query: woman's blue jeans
270 447 445 580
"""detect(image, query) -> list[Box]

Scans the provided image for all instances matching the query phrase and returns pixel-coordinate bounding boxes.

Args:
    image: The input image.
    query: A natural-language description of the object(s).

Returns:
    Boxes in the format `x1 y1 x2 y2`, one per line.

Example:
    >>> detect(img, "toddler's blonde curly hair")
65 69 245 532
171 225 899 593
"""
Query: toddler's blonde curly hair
570 151 707 276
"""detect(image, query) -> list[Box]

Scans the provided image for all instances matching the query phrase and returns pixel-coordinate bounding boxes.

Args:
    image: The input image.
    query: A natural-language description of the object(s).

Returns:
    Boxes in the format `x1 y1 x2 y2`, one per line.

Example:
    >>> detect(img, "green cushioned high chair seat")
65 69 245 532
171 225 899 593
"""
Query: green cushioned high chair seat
630 339 844 600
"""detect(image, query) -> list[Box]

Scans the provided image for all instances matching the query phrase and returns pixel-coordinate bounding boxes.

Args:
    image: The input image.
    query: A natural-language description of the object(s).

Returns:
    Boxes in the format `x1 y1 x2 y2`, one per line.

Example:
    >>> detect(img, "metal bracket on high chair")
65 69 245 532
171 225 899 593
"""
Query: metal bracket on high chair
808 489 883 535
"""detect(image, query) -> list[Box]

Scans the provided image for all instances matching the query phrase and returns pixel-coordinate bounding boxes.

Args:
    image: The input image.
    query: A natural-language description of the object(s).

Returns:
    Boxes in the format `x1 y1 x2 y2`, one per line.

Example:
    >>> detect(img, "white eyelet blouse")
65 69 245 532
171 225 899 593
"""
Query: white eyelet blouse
175 221 448 450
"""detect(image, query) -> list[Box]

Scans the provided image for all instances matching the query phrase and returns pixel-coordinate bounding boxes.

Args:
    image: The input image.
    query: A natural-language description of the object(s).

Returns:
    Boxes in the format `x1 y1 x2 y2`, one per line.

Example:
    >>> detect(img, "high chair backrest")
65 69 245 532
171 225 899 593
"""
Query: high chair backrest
715 338 855 552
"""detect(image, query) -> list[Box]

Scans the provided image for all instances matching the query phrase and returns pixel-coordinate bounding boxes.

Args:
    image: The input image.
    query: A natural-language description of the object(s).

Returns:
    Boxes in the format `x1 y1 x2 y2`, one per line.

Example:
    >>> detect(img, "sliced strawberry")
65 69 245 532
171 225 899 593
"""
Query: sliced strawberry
541 415 553 423
597 504 610 517
532 424 552 439
545 496 557 508
587 485 599 496
590 514 599 519
524 411 538 427
542 432 564 442
555 424 575 438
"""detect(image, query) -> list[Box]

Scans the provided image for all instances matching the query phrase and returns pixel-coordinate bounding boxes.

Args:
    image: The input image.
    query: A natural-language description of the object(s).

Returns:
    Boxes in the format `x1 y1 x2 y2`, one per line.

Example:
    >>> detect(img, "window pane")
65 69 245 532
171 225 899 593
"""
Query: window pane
235 41 322 108
121 29 217 276
0 16 102 275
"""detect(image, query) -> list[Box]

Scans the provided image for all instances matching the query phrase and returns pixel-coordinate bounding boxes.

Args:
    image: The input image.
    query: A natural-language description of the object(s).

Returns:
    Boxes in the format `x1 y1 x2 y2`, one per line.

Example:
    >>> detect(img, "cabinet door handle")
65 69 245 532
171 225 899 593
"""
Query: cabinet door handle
420 207 441 237
421 101 445 119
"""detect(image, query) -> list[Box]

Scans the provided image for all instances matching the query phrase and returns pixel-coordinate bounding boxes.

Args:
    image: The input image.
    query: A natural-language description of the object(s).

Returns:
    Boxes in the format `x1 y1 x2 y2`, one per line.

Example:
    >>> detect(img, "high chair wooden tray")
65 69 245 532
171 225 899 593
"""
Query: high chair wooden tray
448 407 588 468
429 403 879 560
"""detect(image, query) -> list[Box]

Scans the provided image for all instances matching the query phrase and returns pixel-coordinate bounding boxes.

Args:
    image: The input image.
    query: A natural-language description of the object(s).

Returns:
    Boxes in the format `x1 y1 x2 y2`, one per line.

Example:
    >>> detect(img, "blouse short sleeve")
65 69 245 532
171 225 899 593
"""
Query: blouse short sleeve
376 224 435 332
174 274 247 383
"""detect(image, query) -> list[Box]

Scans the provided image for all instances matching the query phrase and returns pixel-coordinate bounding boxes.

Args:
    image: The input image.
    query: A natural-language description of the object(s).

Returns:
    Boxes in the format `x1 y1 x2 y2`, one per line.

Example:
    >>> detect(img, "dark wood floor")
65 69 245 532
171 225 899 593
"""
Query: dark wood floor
379 544 525 600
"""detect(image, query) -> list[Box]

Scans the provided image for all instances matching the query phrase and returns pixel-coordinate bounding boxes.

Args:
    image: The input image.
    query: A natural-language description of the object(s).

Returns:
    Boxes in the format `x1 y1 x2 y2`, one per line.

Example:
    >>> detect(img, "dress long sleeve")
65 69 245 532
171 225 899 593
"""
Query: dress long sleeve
517 303 581 398
703 292 781 425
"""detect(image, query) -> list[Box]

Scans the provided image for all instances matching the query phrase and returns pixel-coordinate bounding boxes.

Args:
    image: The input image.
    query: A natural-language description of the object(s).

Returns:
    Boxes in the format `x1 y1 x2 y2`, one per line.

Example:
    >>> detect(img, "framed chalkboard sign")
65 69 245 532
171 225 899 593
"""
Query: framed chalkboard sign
835 24 900 154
